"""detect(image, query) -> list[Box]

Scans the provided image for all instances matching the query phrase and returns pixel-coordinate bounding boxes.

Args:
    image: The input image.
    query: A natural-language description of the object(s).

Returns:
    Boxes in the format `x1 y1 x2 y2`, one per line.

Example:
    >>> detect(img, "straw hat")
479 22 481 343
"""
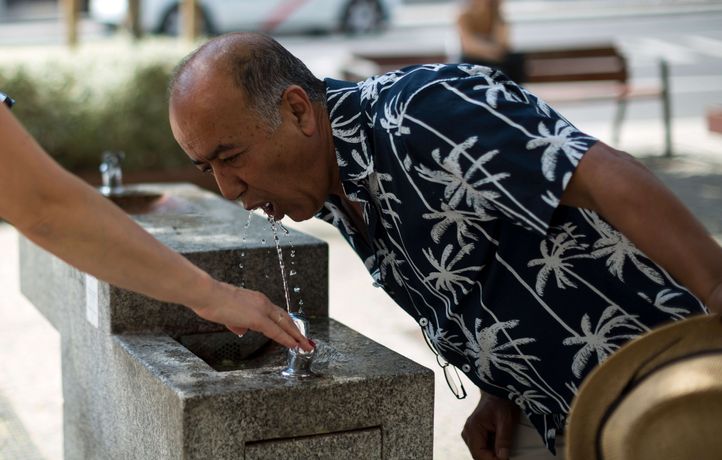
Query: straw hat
566 314 722 460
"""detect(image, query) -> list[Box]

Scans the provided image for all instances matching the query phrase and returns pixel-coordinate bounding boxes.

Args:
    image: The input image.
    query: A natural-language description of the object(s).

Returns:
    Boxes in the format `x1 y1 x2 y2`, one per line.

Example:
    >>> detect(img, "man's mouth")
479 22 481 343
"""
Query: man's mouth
261 202 283 220
245 201 285 220
262 202 275 217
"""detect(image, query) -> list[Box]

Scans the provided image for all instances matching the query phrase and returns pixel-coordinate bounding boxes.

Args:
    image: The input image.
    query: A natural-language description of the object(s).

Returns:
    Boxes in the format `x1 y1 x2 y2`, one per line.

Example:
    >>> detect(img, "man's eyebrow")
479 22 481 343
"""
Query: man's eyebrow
192 144 240 165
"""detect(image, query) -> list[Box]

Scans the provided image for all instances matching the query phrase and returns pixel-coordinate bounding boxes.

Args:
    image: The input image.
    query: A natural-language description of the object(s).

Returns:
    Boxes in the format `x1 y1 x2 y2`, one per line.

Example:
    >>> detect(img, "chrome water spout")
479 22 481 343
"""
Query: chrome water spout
99 151 125 196
281 313 316 378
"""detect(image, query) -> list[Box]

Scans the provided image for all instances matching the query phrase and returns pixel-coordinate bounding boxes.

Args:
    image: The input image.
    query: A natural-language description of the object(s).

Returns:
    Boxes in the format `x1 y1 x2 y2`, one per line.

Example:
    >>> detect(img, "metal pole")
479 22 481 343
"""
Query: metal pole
660 59 673 157
181 0 198 42
128 0 142 39
63 0 80 48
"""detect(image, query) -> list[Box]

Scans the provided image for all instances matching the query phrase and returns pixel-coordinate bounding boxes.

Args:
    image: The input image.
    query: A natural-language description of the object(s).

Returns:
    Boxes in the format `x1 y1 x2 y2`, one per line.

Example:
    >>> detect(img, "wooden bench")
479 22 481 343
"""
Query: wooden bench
342 44 673 156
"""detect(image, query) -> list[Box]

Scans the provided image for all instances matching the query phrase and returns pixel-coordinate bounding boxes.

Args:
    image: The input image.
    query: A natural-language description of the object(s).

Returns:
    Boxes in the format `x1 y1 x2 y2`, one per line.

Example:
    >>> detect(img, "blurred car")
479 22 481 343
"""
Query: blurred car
90 0 400 36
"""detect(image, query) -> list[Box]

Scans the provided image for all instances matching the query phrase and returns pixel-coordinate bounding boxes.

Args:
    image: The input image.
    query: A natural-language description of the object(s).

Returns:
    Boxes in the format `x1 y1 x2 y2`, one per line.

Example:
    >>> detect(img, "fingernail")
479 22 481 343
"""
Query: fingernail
497 448 510 459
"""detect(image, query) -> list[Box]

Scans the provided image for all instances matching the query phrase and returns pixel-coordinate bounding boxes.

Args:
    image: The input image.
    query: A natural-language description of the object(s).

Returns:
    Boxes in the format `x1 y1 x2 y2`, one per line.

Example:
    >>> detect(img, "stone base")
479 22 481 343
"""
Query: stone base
104 318 433 459
18 182 435 459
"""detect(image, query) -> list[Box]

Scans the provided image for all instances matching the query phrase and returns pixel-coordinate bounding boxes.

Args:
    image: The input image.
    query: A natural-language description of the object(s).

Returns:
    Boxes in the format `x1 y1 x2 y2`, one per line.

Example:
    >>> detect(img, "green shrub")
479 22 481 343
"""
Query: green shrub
0 40 194 173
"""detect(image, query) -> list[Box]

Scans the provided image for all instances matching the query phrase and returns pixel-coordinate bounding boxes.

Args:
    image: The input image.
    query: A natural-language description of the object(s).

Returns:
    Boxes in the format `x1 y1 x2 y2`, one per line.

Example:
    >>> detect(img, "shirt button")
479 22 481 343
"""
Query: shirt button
419 318 428 327
462 364 471 373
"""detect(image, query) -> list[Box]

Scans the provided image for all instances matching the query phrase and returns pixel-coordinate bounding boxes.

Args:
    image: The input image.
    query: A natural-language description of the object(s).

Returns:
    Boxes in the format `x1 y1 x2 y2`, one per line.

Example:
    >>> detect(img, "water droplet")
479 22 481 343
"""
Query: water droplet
290 250 295 258
238 264 243 269
289 270 297 276
241 251 245 257
268 217 292 313
293 287 301 293
298 299 304 306
261 239 266 245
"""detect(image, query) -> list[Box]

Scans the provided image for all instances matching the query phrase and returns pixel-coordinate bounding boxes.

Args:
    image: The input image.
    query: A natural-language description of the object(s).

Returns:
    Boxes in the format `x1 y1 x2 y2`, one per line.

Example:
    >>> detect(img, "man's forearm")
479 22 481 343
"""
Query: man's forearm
562 142 722 310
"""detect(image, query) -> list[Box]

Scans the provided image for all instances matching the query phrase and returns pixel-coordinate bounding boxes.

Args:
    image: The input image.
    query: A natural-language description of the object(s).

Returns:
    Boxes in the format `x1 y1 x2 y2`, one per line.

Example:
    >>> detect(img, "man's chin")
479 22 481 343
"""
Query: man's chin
288 207 321 222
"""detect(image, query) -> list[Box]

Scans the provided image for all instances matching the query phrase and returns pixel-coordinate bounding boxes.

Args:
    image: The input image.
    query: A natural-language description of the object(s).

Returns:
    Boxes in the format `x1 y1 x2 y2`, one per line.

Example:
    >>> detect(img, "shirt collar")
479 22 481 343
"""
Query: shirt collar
324 78 374 193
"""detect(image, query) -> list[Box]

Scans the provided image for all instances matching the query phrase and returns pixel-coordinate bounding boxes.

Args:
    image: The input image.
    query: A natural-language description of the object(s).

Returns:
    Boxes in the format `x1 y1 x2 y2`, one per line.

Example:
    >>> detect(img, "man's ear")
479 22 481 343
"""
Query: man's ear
282 85 316 136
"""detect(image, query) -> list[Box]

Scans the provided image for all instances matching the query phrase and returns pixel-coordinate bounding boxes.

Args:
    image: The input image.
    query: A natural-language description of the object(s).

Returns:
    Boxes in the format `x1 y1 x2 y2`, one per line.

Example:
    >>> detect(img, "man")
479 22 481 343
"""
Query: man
168 32 722 459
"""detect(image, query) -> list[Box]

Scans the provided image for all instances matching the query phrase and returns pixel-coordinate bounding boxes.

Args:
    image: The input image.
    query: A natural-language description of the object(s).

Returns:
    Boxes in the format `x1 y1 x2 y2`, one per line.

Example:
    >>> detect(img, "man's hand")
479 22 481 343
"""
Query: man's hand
462 392 520 460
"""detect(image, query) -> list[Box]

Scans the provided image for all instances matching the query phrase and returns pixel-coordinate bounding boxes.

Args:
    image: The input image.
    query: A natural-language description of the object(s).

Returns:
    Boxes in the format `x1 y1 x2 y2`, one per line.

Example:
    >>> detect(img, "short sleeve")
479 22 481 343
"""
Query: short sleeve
395 65 598 236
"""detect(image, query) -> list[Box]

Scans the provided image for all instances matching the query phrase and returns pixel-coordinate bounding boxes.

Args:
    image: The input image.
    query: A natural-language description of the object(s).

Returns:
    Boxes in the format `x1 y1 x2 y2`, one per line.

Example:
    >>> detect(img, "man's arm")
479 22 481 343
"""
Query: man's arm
561 141 722 312
0 105 312 351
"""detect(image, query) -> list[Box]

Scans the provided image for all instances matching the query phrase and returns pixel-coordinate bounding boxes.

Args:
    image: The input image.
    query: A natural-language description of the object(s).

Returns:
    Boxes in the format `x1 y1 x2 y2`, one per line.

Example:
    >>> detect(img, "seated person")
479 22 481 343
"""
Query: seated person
457 0 526 82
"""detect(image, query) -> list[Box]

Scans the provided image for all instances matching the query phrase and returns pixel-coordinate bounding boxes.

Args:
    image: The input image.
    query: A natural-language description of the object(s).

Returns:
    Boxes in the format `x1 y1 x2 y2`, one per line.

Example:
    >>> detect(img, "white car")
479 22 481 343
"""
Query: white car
90 0 400 36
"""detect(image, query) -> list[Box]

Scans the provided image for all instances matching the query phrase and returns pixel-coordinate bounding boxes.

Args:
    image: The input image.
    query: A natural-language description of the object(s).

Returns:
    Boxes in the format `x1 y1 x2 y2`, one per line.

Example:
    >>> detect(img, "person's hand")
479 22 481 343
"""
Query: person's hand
191 279 314 352
462 392 520 460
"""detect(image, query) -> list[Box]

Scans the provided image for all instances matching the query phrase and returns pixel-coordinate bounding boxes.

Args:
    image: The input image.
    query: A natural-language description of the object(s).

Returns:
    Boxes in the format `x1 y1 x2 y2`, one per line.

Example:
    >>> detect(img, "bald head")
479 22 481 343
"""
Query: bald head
169 32 325 129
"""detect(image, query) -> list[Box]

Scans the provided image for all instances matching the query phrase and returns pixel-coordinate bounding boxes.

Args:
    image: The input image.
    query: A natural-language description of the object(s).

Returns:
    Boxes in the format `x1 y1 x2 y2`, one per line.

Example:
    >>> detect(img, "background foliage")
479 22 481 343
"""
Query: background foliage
0 40 194 173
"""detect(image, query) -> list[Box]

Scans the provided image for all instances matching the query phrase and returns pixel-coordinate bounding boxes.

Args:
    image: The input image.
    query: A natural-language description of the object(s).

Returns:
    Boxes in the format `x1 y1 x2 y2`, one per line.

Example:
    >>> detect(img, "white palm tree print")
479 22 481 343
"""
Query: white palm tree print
506 385 552 414
380 93 411 136
424 320 465 355
464 318 538 386
416 139 509 219
358 72 402 104
423 243 482 303
562 305 642 378
587 212 664 284
321 202 356 237
368 171 401 229
527 227 591 295
526 119 591 181
638 289 691 319
423 202 482 246
375 239 407 286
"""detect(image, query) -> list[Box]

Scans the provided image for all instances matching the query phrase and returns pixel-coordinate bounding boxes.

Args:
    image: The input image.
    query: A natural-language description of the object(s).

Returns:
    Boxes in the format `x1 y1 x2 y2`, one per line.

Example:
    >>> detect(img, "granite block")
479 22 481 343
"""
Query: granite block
17 182 435 459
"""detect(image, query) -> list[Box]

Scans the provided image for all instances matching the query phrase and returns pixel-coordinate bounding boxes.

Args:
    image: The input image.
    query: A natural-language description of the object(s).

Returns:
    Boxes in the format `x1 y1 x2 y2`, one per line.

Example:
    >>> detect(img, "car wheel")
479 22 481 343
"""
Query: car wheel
159 4 212 36
341 0 383 35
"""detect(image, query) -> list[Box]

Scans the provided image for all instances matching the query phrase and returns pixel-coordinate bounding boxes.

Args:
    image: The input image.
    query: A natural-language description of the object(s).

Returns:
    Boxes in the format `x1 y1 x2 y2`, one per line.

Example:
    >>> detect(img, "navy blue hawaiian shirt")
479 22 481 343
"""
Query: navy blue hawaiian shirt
316 64 707 453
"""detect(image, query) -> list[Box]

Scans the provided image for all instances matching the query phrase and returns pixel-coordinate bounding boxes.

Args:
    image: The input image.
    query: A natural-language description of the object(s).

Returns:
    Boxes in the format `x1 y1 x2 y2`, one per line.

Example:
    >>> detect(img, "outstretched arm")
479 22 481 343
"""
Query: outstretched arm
561 141 722 312
0 105 312 351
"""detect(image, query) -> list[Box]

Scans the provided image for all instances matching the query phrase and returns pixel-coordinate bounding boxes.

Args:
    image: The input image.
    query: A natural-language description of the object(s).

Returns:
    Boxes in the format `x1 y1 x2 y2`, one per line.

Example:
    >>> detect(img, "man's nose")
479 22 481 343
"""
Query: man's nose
213 167 246 201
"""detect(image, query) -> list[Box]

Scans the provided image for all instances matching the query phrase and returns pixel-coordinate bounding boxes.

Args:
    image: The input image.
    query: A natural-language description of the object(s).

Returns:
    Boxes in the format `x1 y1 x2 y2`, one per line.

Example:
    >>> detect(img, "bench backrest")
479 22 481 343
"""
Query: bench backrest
524 45 628 84
343 45 628 85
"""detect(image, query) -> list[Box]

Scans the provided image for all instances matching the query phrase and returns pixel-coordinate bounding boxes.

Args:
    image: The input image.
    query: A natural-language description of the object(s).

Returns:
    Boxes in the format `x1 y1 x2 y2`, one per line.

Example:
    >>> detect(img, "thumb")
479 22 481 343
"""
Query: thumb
493 413 515 460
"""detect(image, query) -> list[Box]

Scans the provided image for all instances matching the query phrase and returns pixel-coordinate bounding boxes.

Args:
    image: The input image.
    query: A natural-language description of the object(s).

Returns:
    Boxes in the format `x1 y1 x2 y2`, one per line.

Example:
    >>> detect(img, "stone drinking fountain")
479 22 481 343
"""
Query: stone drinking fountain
18 155 434 459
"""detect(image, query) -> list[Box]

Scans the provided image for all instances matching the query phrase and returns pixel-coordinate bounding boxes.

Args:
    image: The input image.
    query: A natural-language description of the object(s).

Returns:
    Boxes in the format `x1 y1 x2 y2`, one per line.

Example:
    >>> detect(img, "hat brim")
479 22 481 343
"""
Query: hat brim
566 313 722 460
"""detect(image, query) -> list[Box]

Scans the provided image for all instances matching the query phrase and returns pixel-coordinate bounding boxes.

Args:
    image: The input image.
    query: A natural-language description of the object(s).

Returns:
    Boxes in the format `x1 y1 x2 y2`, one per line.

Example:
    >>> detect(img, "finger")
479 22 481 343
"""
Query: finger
277 309 315 352
462 425 496 460
266 308 313 352
493 415 516 460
